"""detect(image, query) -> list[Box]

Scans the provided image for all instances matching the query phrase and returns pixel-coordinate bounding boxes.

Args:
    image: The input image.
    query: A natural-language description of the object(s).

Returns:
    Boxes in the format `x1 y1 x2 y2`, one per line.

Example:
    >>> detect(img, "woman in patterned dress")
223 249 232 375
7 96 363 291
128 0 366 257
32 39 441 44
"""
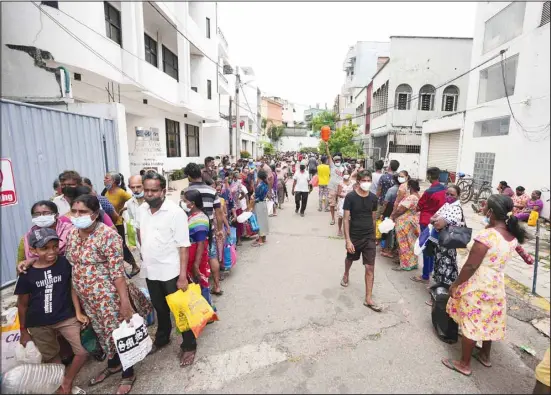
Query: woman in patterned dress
390 179 420 271
64 194 136 394
394 170 410 207
251 170 270 247
442 194 526 377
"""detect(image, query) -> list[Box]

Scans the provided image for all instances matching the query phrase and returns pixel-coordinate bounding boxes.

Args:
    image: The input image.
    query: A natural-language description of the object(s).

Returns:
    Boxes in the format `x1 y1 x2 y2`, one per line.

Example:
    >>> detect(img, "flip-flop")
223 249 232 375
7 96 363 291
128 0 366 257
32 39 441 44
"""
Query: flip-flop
392 267 405 271
363 302 383 312
340 277 349 287
410 275 429 284
211 289 224 296
116 376 136 395
330 220 335 225
473 350 492 367
425 300 433 306
180 350 196 367
71 386 86 395
89 367 122 386
441 358 472 376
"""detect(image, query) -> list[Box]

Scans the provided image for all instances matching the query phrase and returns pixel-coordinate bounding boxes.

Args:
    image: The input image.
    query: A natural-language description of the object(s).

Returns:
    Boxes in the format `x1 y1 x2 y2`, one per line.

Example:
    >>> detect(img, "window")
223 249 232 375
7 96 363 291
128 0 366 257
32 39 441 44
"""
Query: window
474 116 510 137
541 2 550 26
473 152 495 189
478 54 519 104
442 85 459 112
186 124 200 157
418 85 435 111
483 2 525 53
104 2 121 46
207 79 212 100
191 87 198 92
165 119 181 157
41 1 58 8
249 124 253 133
206 17 211 38
162 45 178 81
394 84 412 110
144 34 158 67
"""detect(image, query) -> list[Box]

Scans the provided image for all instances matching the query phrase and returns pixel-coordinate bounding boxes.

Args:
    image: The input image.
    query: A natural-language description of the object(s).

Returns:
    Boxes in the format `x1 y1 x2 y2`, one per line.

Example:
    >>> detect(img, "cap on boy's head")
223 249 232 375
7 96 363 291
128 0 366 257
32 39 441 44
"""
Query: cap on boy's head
28 228 59 249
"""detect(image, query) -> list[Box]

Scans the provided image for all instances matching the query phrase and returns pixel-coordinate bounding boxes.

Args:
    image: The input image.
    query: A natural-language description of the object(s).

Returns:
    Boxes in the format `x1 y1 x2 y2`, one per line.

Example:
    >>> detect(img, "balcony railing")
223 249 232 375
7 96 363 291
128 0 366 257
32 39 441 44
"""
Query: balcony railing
217 27 228 48
218 72 228 84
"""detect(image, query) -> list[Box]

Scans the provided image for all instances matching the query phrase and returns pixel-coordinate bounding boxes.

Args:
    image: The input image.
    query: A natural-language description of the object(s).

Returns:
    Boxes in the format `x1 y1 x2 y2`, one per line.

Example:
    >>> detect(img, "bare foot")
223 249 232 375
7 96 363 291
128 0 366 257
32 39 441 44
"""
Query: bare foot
180 350 196 367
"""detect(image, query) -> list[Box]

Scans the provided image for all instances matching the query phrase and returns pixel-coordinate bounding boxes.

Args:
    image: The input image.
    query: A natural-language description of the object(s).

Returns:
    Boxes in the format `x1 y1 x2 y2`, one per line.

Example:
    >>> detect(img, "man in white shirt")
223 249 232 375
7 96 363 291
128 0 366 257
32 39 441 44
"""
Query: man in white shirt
135 172 195 366
292 160 311 217
122 175 145 230
53 170 82 216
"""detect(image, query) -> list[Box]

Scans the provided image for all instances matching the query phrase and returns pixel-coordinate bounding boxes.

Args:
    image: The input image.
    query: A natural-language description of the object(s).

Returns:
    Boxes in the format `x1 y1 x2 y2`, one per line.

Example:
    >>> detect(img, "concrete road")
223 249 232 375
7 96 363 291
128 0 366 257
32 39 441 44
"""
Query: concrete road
78 185 549 394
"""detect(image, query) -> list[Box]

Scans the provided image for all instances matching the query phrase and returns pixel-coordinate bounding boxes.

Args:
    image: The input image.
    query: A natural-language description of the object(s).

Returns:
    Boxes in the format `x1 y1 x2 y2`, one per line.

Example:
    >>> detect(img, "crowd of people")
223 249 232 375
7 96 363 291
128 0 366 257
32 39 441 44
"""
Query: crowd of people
11 145 549 394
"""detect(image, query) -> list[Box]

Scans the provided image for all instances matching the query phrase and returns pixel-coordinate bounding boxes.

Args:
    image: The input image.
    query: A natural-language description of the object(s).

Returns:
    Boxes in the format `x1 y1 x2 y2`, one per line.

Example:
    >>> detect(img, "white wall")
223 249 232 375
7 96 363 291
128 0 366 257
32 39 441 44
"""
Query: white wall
203 120 231 158
458 2 550 219
389 153 421 180
277 136 320 152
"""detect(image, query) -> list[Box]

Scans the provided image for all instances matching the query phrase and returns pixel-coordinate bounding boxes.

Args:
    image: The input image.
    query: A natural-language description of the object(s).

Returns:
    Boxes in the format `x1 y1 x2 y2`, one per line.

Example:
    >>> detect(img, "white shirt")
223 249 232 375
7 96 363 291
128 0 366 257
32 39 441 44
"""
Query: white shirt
293 170 311 193
239 184 249 210
136 199 191 281
53 195 71 216
123 197 144 228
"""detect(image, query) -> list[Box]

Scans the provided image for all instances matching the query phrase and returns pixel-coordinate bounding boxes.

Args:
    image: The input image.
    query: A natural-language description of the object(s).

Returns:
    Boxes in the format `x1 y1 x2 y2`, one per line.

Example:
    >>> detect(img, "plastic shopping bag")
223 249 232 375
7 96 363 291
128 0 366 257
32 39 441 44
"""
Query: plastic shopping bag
249 213 260 233
223 242 232 270
1 363 65 394
229 227 237 245
267 200 275 216
375 219 382 240
528 210 539 227
15 341 42 364
165 284 217 338
378 218 395 234
112 314 152 371
138 287 155 327
310 174 319 187
230 244 237 268
2 307 20 374
126 221 137 247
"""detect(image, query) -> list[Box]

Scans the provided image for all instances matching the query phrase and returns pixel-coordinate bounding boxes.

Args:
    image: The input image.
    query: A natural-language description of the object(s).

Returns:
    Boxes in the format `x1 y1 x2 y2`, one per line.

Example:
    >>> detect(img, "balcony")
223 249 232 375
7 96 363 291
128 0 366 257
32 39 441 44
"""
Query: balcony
218 27 229 60
218 72 229 95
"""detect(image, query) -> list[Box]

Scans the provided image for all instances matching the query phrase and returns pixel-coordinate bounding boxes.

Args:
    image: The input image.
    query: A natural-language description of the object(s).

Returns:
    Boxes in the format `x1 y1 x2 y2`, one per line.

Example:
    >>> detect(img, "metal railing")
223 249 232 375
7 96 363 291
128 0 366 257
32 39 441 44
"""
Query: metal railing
218 72 228 84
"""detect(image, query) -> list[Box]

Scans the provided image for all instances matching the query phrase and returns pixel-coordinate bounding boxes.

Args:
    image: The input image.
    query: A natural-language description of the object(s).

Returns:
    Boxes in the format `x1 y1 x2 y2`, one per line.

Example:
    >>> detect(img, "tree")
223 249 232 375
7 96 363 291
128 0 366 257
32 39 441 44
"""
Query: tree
267 124 285 143
318 120 364 159
310 111 337 133
261 117 268 130
300 147 319 154
262 142 276 156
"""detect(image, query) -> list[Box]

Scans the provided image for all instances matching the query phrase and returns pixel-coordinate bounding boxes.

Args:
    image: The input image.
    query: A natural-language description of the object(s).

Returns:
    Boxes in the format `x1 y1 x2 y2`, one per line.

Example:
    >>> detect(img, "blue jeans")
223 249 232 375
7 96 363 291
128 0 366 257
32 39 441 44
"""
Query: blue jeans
420 224 434 280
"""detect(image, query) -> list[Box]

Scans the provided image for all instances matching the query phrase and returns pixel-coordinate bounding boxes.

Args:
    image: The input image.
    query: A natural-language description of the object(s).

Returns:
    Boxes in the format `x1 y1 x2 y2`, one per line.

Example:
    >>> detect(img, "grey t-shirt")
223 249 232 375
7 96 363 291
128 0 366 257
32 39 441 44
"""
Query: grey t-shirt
328 162 344 191
370 171 382 195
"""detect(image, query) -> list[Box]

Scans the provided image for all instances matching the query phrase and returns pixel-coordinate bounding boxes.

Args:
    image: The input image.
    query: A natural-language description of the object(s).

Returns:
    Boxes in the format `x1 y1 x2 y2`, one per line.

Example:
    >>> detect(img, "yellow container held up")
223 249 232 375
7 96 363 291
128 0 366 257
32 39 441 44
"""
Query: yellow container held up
165 284 217 338
528 210 539 227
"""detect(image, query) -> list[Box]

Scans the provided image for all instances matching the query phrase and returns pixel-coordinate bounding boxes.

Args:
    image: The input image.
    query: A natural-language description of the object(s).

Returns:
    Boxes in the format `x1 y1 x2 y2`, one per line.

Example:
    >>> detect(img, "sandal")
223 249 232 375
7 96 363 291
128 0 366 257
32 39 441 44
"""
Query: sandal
180 350 196 367
251 242 264 247
116 376 136 395
425 300 433 307
340 277 349 287
473 350 492 367
363 302 383 312
330 220 335 225
211 289 224 296
410 275 429 284
441 358 472 376
89 367 122 386
392 267 405 271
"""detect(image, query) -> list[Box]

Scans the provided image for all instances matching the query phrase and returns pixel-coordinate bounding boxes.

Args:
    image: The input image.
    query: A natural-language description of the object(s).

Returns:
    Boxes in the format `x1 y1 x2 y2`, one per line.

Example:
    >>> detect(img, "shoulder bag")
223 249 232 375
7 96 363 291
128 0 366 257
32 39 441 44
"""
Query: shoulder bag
438 206 472 249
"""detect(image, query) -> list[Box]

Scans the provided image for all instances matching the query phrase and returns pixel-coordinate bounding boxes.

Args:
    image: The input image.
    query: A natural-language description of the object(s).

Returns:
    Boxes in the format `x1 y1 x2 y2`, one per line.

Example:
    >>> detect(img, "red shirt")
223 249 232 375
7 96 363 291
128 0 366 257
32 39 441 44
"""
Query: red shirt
417 181 446 226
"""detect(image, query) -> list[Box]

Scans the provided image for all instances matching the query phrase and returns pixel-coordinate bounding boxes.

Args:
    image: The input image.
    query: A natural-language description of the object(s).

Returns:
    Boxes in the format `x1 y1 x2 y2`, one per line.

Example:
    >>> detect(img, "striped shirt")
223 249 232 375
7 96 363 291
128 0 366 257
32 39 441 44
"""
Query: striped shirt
184 182 221 220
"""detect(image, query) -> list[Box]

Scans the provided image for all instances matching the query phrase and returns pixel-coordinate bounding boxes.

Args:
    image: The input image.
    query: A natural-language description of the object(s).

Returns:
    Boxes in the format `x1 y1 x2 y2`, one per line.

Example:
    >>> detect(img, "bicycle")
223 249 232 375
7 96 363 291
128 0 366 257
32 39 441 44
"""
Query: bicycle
455 173 493 207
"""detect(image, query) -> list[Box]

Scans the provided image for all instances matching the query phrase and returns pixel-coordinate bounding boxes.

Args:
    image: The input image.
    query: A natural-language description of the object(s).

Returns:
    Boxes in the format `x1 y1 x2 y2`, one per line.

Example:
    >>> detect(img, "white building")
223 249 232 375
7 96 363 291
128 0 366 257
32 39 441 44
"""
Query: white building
2 1 223 176
446 1 549 218
282 99 296 127
234 67 260 158
370 36 473 179
337 41 390 128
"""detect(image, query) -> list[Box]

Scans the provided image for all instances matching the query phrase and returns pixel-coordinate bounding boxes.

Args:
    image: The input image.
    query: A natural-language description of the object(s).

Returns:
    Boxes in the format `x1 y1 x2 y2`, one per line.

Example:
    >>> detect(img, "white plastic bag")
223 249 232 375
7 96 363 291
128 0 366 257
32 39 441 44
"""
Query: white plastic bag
1 363 65 394
16 341 42 364
378 218 395 234
1 307 20 374
267 200 274 216
112 314 152 371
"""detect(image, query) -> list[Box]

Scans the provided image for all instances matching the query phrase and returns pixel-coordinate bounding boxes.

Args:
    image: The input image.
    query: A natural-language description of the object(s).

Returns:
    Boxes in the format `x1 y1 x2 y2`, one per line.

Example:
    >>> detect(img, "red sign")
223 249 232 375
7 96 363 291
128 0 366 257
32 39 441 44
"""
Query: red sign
1 159 18 207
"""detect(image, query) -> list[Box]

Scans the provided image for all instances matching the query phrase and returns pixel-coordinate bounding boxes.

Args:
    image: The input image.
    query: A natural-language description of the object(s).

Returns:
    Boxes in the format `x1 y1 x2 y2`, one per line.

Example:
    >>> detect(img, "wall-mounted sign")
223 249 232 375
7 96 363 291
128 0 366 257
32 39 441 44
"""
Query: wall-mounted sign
0 159 18 207
129 127 166 175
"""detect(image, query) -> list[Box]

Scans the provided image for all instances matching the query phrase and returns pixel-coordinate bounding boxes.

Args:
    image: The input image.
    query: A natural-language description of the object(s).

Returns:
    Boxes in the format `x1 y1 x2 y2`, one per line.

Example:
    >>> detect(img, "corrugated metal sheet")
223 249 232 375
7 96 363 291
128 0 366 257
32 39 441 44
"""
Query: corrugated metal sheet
1 100 119 286
427 130 461 172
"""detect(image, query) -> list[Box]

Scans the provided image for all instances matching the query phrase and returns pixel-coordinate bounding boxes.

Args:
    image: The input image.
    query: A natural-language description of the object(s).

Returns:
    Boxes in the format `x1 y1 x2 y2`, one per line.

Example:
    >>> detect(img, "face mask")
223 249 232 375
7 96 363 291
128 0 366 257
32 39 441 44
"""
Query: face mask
146 197 164 209
343 175 350 180
71 215 94 229
300 165 306 171
180 202 191 212
105 184 113 190
133 191 144 198
481 216 490 226
32 214 56 228
398 177 406 184
446 196 457 204
62 186 77 198
360 182 371 192
335 162 341 166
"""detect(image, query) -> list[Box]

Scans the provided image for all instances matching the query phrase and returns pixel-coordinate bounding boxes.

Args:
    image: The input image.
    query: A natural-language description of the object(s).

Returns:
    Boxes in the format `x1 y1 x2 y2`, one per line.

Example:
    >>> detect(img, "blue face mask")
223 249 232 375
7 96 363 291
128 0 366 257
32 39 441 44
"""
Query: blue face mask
133 191 144 198
71 214 94 229
481 216 490 226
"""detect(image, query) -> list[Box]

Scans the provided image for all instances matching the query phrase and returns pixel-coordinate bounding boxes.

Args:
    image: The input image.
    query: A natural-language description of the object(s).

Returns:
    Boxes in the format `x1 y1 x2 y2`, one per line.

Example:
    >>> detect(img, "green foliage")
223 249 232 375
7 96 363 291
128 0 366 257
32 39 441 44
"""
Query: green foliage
170 168 186 181
240 150 251 159
267 125 285 142
261 117 268 129
318 121 364 159
310 111 337 133
262 142 276 156
299 146 319 154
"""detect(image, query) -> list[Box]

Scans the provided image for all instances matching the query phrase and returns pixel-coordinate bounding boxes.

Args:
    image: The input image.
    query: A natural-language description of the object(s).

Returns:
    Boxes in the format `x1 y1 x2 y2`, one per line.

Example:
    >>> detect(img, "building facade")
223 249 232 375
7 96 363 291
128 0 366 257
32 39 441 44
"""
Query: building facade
2 1 224 176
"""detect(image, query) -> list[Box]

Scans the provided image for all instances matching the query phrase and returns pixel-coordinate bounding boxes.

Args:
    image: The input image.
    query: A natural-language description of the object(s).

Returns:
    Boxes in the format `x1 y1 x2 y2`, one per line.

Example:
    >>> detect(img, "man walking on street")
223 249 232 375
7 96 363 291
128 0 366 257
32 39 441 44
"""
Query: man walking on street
308 154 318 179
122 175 145 248
325 142 345 226
136 172 196 366
292 160 310 217
411 167 446 284
341 170 382 312
184 163 225 296
317 156 330 212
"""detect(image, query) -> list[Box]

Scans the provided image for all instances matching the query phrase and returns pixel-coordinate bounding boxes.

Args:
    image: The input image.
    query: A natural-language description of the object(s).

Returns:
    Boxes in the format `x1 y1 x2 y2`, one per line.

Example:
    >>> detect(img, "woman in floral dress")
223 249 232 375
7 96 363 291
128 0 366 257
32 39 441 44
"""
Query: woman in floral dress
443 194 526 377
394 170 410 207
65 194 136 394
390 179 420 271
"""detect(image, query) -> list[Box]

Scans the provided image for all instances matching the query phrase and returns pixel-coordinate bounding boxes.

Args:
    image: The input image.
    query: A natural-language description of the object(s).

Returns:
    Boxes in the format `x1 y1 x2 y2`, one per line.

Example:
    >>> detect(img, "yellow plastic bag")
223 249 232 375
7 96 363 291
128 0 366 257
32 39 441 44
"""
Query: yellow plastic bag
528 210 539 227
165 284 217 338
376 219 382 240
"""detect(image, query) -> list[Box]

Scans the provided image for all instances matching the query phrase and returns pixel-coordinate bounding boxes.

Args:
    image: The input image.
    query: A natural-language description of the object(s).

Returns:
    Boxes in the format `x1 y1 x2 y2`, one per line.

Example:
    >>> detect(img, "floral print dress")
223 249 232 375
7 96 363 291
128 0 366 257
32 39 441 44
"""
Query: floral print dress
395 194 420 270
65 222 126 360
447 228 517 341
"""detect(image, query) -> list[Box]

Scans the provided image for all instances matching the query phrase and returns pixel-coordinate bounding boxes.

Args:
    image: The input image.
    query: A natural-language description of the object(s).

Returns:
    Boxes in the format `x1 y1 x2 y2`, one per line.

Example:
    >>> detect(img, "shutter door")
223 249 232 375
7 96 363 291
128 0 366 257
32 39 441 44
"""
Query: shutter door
427 131 461 172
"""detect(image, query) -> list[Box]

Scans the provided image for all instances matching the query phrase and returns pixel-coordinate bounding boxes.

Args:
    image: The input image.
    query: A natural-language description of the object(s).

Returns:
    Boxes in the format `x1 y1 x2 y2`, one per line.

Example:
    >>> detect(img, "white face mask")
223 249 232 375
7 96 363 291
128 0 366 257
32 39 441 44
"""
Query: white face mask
360 182 372 192
343 175 350 180
32 214 56 228
398 177 406 184
71 215 94 229
180 202 191 212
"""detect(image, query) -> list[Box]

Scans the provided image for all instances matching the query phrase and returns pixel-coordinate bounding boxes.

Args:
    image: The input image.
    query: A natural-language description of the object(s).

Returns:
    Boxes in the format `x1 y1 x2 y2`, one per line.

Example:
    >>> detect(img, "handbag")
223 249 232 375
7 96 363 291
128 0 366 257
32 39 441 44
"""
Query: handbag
438 207 472 249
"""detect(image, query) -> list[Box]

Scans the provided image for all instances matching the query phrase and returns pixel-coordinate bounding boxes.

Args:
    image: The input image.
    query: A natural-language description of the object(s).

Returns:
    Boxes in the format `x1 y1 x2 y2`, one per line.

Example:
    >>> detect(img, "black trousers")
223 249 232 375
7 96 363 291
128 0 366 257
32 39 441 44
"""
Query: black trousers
115 224 137 267
295 192 309 214
146 276 197 351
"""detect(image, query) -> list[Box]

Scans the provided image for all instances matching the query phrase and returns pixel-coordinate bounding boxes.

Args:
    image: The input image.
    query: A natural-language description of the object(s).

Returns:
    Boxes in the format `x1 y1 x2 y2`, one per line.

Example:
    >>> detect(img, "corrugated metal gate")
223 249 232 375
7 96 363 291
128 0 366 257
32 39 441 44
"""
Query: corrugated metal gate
1 100 120 286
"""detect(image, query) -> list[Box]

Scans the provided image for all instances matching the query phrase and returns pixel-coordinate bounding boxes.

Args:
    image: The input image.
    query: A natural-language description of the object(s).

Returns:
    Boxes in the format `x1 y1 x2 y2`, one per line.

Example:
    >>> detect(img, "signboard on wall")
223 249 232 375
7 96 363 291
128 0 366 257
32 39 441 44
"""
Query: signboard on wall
0 158 18 207
129 127 166 175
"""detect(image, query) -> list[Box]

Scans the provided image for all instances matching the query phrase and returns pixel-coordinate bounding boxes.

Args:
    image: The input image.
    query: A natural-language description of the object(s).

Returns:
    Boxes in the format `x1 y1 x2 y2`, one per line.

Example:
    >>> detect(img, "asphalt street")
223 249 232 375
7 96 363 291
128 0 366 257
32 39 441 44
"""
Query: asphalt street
77 184 549 394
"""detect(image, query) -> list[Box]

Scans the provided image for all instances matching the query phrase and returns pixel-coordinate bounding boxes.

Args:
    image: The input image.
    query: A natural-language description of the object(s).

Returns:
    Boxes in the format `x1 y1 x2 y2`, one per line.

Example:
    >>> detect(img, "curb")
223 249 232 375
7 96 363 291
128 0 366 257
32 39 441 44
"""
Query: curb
504 274 551 313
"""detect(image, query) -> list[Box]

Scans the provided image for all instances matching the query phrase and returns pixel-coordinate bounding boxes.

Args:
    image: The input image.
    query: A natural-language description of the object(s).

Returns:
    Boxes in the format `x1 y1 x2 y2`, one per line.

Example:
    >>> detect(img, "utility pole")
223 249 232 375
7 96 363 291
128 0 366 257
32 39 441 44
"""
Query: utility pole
235 66 241 159
228 96 233 157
